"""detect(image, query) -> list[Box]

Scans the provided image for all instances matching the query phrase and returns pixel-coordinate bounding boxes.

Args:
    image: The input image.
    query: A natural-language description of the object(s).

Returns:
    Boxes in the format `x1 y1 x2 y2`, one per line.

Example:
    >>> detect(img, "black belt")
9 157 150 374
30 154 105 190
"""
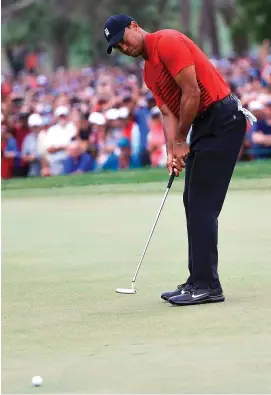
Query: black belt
194 94 234 122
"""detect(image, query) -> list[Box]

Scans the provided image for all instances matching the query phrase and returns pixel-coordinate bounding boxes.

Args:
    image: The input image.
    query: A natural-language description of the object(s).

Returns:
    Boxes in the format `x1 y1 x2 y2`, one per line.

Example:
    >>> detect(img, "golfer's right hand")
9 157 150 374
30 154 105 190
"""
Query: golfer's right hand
167 153 183 177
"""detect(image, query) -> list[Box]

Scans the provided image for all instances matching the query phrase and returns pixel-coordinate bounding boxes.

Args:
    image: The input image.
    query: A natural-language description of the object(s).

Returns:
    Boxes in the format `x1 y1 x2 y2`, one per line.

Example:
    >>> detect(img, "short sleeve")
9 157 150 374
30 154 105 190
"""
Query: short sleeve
157 35 194 78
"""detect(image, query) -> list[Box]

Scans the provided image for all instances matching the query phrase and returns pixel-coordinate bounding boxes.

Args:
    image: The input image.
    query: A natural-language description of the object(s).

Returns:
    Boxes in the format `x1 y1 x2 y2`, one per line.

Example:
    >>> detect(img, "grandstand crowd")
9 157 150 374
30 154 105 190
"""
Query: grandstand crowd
1 44 271 179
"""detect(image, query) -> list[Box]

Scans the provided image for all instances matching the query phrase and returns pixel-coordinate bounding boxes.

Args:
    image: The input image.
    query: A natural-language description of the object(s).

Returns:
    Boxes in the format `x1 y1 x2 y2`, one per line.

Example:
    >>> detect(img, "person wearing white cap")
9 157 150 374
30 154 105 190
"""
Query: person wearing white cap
248 100 264 111
21 113 43 176
105 108 123 141
43 105 77 176
96 121 119 170
36 75 48 86
54 105 69 118
105 108 119 121
88 112 106 126
88 112 107 156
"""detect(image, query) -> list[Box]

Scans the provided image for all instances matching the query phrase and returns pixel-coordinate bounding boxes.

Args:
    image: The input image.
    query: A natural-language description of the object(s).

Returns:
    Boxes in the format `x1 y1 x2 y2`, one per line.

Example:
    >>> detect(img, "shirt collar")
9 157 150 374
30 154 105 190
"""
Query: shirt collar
145 33 156 62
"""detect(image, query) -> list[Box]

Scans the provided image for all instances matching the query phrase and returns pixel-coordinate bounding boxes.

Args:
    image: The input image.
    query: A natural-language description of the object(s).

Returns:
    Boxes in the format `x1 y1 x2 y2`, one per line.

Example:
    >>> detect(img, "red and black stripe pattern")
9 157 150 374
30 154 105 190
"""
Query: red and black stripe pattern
152 66 214 118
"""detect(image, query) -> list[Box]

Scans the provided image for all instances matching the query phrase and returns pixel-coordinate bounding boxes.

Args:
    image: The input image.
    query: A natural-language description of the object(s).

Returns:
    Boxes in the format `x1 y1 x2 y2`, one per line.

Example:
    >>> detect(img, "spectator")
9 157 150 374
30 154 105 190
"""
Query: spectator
261 55 271 87
96 115 119 170
119 107 140 167
1 117 20 179
10 110 30 177
248 100 266 121
240 100 266 160
43 105 77 175
118 137 135 169
21 113 43 177
134 96 151 167
100 137 135 171
250 100 271 159
63 140 95 174
147 107 167 168
1 47 271 178
77 111 93 152
88 112 106 157
36 108 53 176
146 92 157 111
105 108 123 141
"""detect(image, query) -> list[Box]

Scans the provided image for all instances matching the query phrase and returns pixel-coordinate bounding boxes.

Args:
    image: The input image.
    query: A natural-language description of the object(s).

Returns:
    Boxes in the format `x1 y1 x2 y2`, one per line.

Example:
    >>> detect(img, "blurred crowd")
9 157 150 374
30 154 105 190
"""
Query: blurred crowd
1 44 271 179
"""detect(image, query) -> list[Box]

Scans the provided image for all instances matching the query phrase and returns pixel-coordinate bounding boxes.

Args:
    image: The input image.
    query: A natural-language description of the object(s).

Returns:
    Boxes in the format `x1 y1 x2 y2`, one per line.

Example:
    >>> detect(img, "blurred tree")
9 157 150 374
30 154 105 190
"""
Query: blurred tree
1 0 42 21
217 0 249 56
5 0 250 67
234 0 271 43
197 0 207 50
197 0 220 56
180 0 191 36
2 0 84 69
78 0 174 64
48 0 79 69
218 0 271 55
203 0 220 56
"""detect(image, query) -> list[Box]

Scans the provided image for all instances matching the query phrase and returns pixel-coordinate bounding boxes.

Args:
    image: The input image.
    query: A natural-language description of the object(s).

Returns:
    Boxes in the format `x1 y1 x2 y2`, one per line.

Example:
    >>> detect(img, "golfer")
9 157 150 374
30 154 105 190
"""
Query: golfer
104 14 256 306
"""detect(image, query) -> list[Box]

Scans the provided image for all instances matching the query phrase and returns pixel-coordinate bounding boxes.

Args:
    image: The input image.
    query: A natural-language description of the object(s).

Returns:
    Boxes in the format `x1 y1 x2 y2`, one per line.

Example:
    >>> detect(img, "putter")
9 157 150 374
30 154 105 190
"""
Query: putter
116 170 176 295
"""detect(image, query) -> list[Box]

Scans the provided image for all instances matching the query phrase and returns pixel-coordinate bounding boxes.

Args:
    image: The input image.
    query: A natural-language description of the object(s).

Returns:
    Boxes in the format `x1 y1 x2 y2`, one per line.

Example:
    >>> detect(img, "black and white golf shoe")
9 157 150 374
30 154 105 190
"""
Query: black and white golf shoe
168 286 225 306
161 283 194 301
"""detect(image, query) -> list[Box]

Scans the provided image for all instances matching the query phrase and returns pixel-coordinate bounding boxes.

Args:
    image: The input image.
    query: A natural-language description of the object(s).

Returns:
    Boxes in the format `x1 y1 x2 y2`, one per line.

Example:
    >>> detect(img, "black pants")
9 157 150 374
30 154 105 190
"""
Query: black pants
184 95 247 289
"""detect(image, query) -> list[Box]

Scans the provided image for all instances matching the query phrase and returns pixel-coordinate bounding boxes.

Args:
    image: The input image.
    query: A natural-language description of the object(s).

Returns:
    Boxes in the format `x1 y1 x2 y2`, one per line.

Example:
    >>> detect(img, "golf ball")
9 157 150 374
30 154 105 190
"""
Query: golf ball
32 376 43 387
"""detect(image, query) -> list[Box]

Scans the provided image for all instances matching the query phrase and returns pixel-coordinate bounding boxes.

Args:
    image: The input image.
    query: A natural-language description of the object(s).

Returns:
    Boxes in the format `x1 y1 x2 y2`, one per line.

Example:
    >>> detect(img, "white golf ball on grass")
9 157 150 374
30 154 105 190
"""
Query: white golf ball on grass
32 376 43 387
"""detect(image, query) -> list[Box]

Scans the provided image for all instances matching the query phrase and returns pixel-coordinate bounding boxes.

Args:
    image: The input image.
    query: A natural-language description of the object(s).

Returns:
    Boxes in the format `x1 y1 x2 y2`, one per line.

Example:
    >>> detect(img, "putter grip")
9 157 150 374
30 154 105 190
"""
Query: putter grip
167 169 176 189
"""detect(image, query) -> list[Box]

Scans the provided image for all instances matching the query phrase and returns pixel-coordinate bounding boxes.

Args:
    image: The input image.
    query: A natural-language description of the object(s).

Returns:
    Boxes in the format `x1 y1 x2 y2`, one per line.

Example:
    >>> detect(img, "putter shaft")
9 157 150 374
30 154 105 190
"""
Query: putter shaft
132 186 171 284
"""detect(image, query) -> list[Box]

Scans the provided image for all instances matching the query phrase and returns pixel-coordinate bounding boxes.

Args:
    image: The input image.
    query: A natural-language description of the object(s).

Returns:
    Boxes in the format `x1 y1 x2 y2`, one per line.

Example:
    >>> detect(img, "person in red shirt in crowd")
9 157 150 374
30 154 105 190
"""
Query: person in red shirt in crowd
104 14 256 306
25 51 38 74
1 76 13 99
147 106 167 167
1 117 20 179
10 112 30 176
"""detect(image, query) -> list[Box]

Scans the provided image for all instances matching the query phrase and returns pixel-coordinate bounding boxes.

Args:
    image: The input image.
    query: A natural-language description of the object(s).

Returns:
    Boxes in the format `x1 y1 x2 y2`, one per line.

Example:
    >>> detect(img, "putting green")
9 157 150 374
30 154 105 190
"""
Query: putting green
2 180 271 393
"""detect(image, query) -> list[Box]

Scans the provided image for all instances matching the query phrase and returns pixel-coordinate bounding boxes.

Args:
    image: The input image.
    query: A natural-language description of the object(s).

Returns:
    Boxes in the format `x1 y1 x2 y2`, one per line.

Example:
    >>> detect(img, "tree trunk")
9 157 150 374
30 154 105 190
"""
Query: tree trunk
232 32 249 56
204 0 220 57
150 0 170 31
197 0 207 50
51 20 69 69
217 0 249 56
180 0 191 35
52 38 69 69
48 0 75 70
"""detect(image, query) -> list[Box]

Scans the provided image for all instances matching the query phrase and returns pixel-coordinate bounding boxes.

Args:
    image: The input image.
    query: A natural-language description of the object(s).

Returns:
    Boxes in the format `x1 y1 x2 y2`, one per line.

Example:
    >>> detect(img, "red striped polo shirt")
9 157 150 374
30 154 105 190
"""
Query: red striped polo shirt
143 30 230 118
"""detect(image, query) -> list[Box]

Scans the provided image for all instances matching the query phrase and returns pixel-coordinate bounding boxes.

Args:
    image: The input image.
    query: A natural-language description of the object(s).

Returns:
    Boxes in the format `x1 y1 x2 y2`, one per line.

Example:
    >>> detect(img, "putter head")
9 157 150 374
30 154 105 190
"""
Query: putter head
115 288 137 294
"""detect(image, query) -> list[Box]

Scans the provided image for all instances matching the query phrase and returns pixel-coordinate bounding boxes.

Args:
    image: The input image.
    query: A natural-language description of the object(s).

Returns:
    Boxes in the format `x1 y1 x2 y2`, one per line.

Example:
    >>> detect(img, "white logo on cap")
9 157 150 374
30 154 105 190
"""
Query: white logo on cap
104 28 110 37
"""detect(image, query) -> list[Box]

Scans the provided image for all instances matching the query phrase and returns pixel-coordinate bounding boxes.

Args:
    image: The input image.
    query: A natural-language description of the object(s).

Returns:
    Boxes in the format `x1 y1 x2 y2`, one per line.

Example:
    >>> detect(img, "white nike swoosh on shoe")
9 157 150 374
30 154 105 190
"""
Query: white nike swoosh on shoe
192 293 209 299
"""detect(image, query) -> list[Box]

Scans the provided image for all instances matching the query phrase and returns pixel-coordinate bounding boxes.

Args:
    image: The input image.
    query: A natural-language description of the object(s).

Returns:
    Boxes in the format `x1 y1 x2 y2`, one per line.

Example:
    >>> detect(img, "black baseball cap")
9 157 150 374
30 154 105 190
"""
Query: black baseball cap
104 14 134 54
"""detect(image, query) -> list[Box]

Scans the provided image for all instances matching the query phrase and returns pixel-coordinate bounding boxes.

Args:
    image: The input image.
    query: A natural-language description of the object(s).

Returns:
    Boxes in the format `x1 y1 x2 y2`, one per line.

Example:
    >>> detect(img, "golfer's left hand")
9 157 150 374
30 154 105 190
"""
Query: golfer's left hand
173 142 190 169
167 152 182 176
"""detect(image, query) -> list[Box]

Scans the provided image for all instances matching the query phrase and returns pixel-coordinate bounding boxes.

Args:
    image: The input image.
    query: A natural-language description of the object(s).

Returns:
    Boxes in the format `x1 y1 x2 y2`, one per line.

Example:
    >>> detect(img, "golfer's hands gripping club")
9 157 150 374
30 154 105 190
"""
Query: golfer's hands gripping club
167 141 190 177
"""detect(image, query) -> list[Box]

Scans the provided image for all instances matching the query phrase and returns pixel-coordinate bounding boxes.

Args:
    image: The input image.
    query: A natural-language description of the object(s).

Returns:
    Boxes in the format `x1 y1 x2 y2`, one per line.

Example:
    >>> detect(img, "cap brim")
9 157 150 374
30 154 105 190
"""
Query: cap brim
107 28 125 54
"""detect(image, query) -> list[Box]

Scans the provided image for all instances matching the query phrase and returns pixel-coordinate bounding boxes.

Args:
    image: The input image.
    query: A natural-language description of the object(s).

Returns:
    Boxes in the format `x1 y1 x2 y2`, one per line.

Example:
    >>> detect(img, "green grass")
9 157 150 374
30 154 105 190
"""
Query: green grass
2 160 271 192
2 174 271 393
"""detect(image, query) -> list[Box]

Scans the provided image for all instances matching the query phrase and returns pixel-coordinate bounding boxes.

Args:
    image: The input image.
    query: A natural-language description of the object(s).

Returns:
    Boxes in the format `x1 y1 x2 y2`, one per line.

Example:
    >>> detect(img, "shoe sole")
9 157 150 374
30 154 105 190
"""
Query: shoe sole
161 294 183 302
168 295 225 306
